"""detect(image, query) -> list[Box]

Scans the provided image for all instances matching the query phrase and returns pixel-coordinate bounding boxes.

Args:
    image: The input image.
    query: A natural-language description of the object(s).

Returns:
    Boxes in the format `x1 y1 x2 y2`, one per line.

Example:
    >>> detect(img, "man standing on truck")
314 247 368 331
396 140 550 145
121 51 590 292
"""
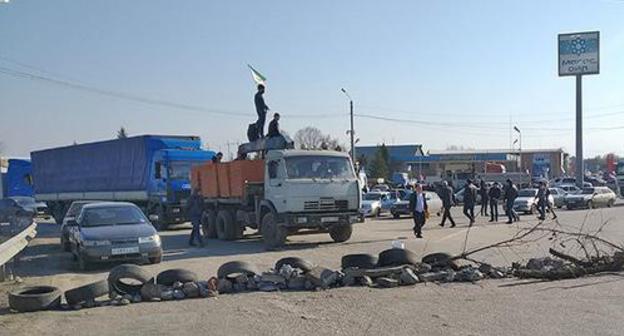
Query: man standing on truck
254 84 269 138
187 188 204 247
267 113 281 138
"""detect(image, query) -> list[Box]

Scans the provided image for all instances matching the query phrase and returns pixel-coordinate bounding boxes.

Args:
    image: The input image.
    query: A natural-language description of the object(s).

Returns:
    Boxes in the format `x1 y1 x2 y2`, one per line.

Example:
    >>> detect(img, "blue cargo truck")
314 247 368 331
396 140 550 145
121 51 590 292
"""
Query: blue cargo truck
31 135 215 229
1 159 34 198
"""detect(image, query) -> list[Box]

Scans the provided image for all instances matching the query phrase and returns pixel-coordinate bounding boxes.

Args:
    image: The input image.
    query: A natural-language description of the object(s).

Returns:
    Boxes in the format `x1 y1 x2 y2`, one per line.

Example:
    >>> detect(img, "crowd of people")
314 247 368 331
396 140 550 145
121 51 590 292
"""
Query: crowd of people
407 179 557 239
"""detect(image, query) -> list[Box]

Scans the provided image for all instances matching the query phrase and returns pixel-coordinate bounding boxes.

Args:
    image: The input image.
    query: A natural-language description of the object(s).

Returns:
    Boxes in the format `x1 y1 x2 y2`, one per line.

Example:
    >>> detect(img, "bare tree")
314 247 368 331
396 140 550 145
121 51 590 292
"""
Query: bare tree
294 127 343 150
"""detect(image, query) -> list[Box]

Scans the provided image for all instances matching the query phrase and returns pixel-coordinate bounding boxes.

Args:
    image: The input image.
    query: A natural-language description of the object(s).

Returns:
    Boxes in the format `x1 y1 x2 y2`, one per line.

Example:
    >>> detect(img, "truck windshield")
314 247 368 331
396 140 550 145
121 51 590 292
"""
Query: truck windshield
82 206 147 227
285 156 355 179
617 163 624 175
168 161 192 180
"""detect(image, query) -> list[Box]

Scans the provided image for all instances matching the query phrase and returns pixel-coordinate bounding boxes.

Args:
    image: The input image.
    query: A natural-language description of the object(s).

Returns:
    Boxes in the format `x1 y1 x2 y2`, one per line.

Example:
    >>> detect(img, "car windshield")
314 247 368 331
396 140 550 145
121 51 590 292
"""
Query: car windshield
518 189 537 197
364 193 383 201
66 202 95 217
581 188 595 195
168 161 193 180
285 156 355 179
82 206 147 227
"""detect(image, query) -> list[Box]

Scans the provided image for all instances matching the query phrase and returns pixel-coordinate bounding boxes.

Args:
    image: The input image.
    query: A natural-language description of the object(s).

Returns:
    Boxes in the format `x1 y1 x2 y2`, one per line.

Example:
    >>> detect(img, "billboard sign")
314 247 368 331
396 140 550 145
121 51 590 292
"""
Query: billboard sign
558 31 599 76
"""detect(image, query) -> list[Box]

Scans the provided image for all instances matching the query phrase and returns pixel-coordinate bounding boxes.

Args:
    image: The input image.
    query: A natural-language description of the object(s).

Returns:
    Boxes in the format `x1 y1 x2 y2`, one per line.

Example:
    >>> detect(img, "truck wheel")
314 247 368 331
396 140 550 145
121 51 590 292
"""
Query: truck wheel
261 213 286 249
201 210 217 239
153 206 168 231
329 224 352 243
216 210 237 240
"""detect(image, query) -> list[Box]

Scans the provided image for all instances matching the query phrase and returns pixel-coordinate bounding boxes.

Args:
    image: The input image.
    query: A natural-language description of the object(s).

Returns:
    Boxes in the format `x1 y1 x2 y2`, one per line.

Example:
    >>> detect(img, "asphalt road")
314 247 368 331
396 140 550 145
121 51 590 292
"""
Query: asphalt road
1 203 624 335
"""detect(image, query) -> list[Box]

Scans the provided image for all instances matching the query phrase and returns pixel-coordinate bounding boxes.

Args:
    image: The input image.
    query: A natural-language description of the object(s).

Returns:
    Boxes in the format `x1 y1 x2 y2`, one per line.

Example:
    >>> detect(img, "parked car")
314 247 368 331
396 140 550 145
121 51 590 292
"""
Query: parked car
512 189 554 214
360 192 389 217
548 188 567 208
380 190 404 212
390 192 443 219
8 196 49 220
564 187 617 210
559 185 581 194
370 184 391 192
67 202 163 270
60 200 101 252
454 187 482 205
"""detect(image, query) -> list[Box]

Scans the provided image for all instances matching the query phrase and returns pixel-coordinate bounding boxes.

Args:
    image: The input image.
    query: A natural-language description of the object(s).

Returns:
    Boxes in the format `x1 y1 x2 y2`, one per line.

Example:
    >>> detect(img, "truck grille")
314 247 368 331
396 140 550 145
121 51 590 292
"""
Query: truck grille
304 198 349 211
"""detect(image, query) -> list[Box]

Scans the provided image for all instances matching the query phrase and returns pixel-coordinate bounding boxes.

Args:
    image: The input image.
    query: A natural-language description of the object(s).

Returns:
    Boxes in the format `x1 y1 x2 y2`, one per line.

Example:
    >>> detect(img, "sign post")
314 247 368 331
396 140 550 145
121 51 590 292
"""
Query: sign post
558 31 599 188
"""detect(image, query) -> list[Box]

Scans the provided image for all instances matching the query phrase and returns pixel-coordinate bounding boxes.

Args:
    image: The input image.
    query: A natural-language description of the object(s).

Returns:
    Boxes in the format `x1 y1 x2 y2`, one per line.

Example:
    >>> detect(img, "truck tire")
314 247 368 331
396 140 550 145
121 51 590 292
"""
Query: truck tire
216 210 237 240
422 252 459 270
217 261 258 279
261 212 287 249
154 206 169 231
341 253 378 269
9 286 62 312
156 269 198 286
64 280 109 306
329 224 352 243
275 257 314 273
201 210 217 239
377 248 419 267
107 264 151 298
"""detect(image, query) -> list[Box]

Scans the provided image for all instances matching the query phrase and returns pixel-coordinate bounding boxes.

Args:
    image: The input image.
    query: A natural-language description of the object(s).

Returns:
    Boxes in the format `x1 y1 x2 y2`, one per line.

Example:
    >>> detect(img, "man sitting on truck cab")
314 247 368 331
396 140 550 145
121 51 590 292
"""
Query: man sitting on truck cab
267 113 281 138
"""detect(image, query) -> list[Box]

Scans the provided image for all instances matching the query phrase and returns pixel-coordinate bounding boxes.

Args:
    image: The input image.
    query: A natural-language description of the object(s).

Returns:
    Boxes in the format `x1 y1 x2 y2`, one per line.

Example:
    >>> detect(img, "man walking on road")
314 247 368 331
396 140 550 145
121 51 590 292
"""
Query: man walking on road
439 180 456 228
254 84 269 137
409 184 428 238
479 180 490 217
488 182 502 222
463 179 477 226
187 188 205 247
504 179 519 224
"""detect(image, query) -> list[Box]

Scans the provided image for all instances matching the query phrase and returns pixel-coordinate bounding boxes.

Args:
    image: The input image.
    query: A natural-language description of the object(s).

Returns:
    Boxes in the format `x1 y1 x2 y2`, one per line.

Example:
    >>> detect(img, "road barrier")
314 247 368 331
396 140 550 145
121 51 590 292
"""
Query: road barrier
0 222 37 281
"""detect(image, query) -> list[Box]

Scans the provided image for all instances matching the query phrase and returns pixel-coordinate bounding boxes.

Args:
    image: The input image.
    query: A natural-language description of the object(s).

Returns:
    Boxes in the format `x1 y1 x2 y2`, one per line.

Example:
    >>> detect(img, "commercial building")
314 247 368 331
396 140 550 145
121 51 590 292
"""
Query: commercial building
356 145 567 179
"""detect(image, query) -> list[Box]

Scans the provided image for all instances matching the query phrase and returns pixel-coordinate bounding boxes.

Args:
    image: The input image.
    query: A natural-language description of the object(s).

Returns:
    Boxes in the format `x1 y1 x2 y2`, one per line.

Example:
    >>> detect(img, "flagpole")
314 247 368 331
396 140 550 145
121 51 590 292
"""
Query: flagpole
341 88 355 162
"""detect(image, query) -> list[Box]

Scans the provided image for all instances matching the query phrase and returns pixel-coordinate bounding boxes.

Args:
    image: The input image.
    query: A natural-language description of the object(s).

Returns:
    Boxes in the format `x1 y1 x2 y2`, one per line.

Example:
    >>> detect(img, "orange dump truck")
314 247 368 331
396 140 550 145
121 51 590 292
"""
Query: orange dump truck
190 149 362 248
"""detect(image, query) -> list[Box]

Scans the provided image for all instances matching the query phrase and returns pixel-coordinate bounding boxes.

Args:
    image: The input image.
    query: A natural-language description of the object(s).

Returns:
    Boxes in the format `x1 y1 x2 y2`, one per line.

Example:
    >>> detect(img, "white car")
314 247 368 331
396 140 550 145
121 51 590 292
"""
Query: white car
360 191 389 217
513 188 554 214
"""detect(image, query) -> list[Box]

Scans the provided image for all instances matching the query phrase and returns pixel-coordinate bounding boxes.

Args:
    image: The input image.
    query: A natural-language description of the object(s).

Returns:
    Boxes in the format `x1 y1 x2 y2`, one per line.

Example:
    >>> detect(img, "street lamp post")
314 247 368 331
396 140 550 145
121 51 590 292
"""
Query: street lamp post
514 126 522 172
341 88 355 162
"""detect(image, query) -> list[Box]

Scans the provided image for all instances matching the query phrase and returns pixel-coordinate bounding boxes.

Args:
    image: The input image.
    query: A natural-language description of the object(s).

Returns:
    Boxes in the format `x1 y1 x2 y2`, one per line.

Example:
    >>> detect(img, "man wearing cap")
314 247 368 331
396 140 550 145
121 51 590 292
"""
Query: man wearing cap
254 84 269 137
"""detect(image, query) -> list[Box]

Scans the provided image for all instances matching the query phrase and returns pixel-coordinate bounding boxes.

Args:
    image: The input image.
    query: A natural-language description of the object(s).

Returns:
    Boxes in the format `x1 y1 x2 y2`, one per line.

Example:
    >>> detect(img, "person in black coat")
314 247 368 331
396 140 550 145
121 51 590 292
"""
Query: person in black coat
488 183 502 222
408 184 428 238
254 84 269 137
504 179 519 224
267 113 281 138
479 180 490 217
463 179 477 226
187 188 205 247
439 180 456 228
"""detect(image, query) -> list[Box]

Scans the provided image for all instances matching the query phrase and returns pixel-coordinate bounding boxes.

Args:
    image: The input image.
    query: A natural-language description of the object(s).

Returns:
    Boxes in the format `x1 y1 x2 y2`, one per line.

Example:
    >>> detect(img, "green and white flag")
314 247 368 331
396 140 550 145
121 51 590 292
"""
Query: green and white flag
247 64 266 85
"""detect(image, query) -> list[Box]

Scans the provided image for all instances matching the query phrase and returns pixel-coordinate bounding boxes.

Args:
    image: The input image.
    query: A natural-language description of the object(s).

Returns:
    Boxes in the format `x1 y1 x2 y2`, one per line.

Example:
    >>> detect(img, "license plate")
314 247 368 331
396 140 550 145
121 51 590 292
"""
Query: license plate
321 217 339 223
111 247 139 255
172 208 181 213
0 222 9 226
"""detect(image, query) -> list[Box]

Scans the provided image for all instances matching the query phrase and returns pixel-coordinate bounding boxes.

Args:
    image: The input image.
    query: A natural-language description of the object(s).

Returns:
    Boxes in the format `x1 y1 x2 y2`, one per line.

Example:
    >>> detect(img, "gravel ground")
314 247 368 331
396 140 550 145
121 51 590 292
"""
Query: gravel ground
1 205 623 335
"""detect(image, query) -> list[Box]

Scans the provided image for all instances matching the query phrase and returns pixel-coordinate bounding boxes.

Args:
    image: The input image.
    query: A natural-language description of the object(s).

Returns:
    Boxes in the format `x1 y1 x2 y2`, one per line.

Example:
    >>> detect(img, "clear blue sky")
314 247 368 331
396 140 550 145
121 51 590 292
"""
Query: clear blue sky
1 0 623 158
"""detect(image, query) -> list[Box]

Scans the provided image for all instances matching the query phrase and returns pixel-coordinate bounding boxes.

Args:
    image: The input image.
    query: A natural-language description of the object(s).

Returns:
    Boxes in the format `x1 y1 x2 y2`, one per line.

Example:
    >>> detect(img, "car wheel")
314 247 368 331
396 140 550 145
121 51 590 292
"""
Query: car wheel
529 205 536 215
608 200 614 208
9 286 62 312
392 213 400 219
587 200 594 209
341 253 378 269
156 269 198 286
375 208 381 217
275 257 314 273
64 280 109 306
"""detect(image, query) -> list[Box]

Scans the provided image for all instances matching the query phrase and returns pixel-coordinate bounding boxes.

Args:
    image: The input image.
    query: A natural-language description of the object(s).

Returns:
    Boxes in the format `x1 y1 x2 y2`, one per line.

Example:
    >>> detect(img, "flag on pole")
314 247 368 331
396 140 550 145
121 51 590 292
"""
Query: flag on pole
247 64 266 85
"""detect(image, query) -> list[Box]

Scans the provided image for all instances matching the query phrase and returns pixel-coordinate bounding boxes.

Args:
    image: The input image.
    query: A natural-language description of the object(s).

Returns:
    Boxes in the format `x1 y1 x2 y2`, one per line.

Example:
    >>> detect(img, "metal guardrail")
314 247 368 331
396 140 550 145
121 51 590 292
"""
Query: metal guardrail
0 222 37 281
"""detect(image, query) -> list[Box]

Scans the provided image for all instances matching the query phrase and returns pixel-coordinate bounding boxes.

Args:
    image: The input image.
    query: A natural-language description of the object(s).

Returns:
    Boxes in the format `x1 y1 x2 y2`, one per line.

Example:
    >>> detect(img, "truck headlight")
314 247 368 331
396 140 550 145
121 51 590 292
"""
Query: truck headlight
83 240 111 247
139 234 161 245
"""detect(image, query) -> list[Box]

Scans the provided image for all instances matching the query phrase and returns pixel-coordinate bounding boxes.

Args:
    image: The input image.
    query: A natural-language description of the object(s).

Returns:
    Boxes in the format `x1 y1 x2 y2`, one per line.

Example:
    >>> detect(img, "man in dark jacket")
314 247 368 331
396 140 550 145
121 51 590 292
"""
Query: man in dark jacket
439 180 456 228
187 188 205 247
463 179 477 226
488 182 502 222
479 180 489 217
254 84 269 137
267 113 281 138
408 184 428 238
535 182 549 220
504 179 519 224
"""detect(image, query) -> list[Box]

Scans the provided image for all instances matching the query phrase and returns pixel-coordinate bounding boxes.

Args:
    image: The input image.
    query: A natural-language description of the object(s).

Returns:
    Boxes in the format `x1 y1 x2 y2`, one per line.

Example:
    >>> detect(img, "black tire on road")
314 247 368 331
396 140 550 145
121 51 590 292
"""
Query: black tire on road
156 269 198 286
217 261 258 279
275 257 314 273
341 253 378 269
64 280 109 306
261 212 287 249
329 224 352 243
377 248 419 267
216 210 237 240
107 264 151 298
9 286 62 312
422 252 459 270
202 210 218 239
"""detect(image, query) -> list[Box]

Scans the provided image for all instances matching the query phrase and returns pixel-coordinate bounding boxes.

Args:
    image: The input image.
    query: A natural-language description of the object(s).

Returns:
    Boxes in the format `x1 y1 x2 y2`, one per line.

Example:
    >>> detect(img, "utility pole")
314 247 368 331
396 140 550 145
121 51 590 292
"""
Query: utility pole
341 88 355 162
